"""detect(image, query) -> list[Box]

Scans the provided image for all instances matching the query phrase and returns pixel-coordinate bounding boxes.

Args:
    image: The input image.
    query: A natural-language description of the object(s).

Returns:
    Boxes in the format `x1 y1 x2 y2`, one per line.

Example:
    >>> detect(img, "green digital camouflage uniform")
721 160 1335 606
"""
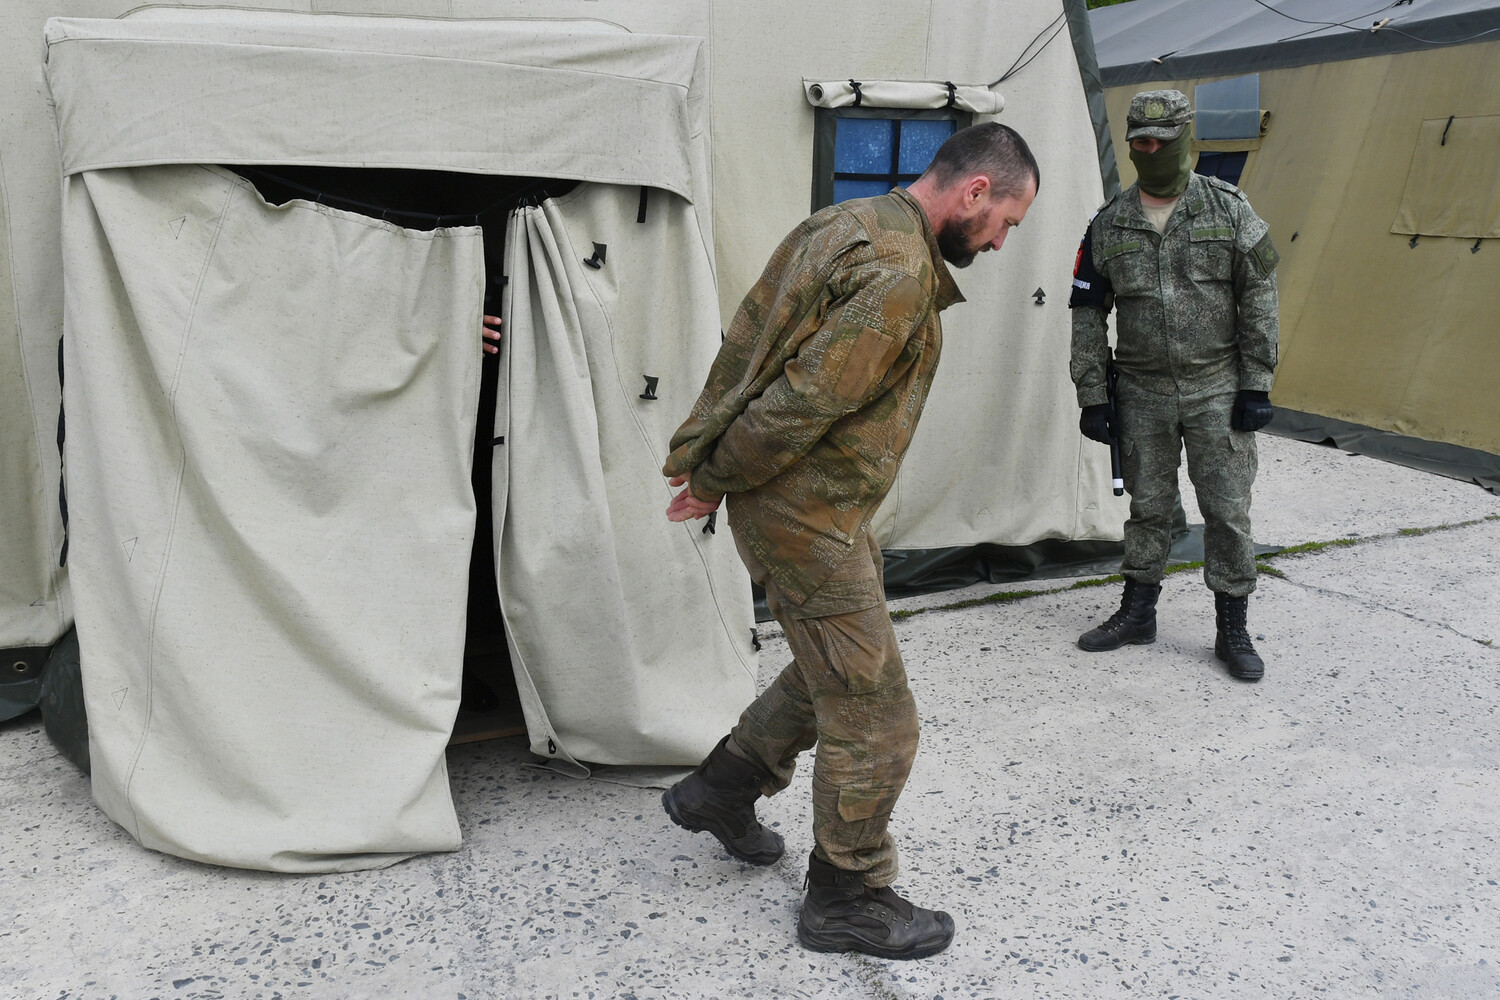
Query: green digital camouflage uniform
1070 172 1280 596
664 188 962 886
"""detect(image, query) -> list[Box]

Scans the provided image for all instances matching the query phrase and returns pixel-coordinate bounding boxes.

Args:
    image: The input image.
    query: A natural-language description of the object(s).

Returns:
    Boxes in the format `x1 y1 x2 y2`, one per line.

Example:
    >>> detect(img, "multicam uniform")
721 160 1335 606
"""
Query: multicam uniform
1069 173 1280 596
664 187 961 886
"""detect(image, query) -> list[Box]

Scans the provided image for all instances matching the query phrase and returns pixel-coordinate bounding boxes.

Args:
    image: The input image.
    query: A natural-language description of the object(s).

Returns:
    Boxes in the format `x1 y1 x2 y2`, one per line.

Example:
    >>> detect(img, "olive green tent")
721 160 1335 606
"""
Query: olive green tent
1091 0 1500 493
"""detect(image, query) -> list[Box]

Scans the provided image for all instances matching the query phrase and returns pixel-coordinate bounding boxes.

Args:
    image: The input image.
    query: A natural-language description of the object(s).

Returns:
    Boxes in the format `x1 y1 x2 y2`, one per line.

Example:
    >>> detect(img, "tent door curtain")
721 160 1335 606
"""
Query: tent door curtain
494 183 755 771
62 164 482 873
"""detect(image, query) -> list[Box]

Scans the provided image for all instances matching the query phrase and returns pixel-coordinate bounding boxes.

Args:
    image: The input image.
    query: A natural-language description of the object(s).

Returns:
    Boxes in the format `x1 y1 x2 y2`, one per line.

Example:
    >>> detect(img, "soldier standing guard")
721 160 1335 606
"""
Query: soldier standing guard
1069 89 1280 681
658 123 1039 959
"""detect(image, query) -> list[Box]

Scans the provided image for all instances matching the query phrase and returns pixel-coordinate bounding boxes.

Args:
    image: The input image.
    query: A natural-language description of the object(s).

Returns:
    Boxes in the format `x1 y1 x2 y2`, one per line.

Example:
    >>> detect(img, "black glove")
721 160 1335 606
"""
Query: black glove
1231 390 1274 432
1079 402 1116 444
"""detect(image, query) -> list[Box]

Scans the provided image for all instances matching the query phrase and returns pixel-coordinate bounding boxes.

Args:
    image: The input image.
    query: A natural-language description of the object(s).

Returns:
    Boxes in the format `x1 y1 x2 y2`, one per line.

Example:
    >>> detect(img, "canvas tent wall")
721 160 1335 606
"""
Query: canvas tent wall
3 0 1120 870
1091 0 1500 493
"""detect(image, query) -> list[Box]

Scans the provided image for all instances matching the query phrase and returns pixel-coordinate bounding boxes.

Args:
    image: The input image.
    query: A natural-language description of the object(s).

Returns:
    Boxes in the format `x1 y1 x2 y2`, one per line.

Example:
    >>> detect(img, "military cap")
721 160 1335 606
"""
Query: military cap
1125 89 1193 141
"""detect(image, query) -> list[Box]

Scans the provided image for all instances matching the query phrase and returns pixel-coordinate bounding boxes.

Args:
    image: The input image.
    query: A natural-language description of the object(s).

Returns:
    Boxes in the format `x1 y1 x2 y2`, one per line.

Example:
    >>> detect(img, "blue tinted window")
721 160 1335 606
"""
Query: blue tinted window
1194 151 1248 186
898 119 956 175
834 179 896 204
834 118 895 174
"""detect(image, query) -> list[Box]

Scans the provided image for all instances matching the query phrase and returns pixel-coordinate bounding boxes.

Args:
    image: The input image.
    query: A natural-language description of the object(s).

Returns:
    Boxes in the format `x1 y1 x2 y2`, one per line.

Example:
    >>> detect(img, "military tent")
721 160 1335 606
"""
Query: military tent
1091 0 1500 493
1 0 1121 871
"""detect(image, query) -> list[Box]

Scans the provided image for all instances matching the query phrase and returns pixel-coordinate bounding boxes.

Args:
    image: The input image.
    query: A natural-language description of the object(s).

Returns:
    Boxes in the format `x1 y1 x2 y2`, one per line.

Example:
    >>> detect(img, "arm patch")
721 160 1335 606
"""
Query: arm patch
1249 232 1280 277
1068 223 1113 311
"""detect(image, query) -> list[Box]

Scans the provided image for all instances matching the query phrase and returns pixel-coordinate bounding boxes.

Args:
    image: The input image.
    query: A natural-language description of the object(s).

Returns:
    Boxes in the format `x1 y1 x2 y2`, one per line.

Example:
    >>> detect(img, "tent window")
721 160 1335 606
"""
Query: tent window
1195 151 1248 186
1391 115 1500 239
1195 75 1261 141
812 107 969 212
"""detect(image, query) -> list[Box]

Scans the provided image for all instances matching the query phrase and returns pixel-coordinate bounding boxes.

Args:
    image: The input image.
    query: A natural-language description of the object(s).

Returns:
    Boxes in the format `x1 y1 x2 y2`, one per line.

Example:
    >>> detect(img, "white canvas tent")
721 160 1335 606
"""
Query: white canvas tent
3 0 1122 870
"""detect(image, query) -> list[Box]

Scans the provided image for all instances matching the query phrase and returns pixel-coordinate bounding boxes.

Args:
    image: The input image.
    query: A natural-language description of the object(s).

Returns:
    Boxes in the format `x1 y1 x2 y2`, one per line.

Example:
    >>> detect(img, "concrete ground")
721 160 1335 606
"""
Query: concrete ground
4 433 1499 1000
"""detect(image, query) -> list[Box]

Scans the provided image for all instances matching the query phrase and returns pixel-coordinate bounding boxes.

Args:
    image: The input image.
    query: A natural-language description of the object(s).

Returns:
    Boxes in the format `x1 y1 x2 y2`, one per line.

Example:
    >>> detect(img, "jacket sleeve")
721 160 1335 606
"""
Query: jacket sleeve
1232 201 1280 392
1068 221 1113 408
688 265 927 501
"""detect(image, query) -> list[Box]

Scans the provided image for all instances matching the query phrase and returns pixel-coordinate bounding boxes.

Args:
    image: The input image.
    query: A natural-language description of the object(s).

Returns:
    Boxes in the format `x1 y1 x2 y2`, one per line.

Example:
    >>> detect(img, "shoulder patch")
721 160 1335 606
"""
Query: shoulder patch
1249 232 1280 277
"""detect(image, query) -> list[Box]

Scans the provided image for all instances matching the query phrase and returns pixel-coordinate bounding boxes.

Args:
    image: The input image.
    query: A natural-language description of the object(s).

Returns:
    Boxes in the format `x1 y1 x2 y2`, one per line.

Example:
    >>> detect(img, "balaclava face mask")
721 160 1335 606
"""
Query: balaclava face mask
1129 130 1192 199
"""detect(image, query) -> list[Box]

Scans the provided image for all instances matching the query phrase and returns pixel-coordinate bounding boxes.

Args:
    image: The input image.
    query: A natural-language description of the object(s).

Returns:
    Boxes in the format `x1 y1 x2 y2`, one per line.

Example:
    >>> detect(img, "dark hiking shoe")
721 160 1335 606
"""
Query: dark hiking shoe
1078 579 1161 651
662 736 784 865
797 852 955 960
1214 592 1265 681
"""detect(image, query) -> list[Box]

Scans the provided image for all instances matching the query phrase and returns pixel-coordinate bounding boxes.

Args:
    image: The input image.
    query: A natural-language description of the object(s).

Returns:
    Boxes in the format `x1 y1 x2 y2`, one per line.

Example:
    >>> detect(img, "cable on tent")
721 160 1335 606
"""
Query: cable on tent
990 12 1067 86
1251 0 1500 47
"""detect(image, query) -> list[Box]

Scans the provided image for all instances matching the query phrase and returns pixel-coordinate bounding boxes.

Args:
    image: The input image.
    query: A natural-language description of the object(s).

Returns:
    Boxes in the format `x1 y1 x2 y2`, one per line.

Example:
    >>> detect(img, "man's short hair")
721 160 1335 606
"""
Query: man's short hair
922 122 1039 200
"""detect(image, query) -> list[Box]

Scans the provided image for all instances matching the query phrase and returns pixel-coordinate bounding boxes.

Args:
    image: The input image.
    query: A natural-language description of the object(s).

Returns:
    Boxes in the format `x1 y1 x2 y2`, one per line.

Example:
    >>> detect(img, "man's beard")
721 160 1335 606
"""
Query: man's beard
936 214 983 269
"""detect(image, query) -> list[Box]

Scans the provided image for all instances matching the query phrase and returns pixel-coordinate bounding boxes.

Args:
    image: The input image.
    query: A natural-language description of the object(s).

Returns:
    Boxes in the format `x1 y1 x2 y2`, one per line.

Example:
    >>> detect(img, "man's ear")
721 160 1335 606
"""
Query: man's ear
964 174 991 210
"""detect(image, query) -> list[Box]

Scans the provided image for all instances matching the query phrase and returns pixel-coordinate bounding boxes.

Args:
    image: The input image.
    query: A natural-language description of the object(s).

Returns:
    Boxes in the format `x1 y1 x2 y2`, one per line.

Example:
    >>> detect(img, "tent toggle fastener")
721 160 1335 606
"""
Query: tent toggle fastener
702 511 717 535
640 376 659 400
583 243 607 269
1409 235 1419 249
1473 239 1483 254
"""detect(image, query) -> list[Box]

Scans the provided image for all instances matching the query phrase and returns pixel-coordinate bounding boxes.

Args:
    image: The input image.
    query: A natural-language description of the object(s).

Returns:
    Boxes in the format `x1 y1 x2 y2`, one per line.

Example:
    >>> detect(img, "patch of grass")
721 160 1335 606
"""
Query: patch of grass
886 511 1497 624
1263 537 1359 559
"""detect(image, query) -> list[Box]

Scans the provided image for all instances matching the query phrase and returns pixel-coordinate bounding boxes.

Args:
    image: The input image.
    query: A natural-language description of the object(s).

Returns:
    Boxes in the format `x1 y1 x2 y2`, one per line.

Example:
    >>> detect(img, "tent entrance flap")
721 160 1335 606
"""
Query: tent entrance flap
495 184 755 770
63 164 483 872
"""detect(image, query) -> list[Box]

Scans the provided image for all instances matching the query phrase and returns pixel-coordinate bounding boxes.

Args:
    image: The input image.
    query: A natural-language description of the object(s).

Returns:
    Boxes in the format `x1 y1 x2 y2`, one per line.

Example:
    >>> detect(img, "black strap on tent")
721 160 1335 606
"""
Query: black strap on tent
944 81 958 108
750 628 761 652
1441 115 1455 145
56 336 68 568
583 243 607 269
492 436 505 446
849 79 864 107
637 187 649 224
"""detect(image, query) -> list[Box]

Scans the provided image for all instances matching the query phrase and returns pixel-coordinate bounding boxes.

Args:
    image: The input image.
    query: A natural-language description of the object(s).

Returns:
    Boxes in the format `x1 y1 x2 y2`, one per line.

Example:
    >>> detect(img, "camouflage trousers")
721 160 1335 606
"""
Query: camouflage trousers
726 527 918 888
1117 376 1259 596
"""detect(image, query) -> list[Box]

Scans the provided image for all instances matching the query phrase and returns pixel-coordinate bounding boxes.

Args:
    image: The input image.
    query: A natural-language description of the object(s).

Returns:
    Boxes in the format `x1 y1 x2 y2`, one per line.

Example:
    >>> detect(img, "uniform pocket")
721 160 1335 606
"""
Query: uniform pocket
836 783 899 823
1189 230 1234 282
1102 240 1153 295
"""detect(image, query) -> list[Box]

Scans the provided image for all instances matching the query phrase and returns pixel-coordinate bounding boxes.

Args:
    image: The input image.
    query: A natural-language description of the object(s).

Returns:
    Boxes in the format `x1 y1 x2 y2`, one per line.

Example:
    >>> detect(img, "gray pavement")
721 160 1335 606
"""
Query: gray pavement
4 433 1499 999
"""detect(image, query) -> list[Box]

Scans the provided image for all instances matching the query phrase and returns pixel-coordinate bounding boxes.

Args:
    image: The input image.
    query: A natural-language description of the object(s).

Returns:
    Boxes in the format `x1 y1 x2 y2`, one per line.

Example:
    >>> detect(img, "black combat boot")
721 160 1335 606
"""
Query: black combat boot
796 851 955 960
1078 578 1161 651
662 736 784 865
1214 592 1265 681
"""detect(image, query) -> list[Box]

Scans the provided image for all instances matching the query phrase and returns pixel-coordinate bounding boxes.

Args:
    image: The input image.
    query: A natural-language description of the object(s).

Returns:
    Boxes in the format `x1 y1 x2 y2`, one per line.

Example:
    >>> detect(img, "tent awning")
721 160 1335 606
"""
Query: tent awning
43 14 706 202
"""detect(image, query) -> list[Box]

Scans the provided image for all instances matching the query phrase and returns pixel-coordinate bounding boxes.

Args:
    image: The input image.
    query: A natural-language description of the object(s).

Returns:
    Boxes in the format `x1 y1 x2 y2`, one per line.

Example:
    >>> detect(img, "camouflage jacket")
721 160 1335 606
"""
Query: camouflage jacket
663 188 962 606
1069 173 1280 405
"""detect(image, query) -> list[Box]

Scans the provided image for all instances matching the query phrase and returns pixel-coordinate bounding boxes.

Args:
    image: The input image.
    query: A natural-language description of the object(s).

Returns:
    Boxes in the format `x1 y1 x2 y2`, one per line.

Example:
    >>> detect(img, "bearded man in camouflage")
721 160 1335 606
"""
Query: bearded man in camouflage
1070 90 1280 682
658 123 1038 960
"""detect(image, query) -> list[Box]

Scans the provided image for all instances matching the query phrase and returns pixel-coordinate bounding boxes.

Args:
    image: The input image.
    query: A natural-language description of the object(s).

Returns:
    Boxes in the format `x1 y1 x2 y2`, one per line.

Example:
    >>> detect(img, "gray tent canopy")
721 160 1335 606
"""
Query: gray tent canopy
1093 0 1500 86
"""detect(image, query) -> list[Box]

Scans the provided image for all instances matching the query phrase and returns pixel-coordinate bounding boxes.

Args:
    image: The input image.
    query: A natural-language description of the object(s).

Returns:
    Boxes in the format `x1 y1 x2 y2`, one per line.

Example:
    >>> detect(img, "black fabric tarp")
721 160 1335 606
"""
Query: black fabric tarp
1266 408 1500 496
1092 0 1500 86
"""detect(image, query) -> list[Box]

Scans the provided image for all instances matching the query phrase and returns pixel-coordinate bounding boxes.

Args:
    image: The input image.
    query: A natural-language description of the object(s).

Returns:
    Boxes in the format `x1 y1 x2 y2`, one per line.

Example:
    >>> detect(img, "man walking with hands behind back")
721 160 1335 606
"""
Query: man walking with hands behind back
1069 89 1280 681
659 123 1038 959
